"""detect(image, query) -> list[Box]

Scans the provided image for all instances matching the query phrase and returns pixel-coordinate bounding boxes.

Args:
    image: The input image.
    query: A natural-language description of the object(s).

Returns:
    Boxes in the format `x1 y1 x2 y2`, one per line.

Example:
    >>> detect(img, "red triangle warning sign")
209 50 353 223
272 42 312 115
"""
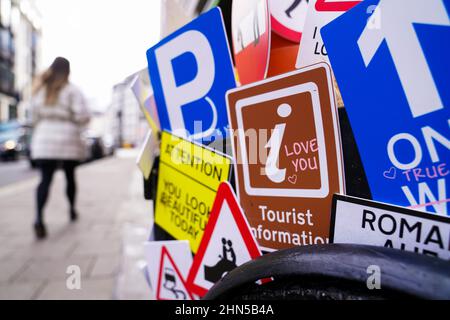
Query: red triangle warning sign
187 182 262 297
156 246 194 300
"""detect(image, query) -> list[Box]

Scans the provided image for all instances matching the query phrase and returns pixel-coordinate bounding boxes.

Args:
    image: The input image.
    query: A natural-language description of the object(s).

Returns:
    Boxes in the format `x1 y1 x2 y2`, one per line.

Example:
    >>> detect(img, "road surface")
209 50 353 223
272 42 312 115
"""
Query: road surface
0 159 38 188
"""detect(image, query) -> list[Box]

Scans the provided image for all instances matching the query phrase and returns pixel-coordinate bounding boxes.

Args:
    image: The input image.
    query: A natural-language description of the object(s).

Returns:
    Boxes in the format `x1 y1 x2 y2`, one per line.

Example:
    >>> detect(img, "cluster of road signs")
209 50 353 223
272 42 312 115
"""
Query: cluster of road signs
140 1 450 299
145 182 262 299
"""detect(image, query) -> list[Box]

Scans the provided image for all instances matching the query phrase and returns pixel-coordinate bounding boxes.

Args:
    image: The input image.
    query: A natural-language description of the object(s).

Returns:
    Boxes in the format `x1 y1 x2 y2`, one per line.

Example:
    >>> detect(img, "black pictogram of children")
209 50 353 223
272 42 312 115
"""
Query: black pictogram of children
204 238 237 283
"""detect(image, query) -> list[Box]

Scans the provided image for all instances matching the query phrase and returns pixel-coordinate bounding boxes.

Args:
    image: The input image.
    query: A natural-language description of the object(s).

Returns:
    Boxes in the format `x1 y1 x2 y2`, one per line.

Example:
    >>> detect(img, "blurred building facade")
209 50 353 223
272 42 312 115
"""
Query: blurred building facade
0 0 41 123
109 77 148 148
160 0 213 37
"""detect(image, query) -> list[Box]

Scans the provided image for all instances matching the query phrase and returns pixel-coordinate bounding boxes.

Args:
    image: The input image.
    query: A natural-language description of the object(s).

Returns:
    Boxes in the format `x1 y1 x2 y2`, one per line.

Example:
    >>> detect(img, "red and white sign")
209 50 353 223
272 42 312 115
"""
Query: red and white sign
144 240 193 300
315 0 362 11
296 0 362 69
270 0 310 43
232 0 271 85
187 182 262 297
156 246 194 300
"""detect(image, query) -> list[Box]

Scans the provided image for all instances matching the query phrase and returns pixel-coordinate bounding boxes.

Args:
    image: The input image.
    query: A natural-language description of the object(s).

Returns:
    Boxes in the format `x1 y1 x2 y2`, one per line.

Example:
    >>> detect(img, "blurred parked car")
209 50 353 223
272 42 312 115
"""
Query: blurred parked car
22 127 116 166
83 131 116 162
0 121 28 161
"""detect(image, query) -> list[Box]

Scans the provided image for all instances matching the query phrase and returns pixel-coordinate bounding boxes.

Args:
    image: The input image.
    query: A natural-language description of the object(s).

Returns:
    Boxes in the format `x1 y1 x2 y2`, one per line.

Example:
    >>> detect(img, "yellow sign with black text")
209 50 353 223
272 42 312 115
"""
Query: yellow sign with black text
155 132 232 253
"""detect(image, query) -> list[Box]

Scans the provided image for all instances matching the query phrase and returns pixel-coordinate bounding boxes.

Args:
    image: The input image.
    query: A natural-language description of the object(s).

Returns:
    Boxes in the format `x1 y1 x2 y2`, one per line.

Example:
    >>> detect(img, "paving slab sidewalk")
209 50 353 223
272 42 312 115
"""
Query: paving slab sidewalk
0 152 153 300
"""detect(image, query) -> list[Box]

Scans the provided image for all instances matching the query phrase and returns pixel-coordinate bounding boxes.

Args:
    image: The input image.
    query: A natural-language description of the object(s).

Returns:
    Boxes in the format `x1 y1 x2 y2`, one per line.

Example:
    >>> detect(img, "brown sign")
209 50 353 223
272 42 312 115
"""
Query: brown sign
227 63 345 251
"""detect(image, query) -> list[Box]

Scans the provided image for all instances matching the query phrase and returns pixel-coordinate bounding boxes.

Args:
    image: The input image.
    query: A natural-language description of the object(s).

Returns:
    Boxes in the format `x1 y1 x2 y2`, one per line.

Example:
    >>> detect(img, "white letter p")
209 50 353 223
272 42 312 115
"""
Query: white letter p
155 30 217 140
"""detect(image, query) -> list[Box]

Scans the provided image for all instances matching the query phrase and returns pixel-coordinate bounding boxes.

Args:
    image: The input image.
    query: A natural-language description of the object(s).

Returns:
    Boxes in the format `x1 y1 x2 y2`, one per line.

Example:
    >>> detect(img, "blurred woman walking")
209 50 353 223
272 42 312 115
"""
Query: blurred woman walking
30 57 90 239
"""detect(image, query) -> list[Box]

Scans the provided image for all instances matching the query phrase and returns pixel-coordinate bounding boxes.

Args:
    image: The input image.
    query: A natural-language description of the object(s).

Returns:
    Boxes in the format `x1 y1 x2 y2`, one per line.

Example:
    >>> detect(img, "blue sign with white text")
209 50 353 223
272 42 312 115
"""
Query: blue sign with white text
322 0 450 216
147 8 236 144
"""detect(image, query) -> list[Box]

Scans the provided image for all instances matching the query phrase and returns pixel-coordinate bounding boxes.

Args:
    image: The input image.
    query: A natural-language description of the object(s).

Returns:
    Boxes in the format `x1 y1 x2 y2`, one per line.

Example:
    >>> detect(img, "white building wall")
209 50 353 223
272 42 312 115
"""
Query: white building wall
160 0 200 38
110 82 146 148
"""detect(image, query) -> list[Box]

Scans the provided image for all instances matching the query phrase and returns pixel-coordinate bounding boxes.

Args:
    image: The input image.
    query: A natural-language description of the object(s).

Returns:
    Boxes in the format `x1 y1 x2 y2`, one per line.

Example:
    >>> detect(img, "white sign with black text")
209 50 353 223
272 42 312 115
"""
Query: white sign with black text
331 195 450 260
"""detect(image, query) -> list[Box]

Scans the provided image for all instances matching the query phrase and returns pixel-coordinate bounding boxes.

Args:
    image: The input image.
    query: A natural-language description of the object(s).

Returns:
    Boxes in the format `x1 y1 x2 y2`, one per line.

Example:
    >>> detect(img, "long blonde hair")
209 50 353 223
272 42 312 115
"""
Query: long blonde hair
33 57 70 105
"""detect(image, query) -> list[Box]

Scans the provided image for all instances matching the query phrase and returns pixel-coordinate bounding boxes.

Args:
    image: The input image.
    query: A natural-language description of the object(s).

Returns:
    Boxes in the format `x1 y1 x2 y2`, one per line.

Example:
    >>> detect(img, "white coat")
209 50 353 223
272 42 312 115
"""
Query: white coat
30 83 91 161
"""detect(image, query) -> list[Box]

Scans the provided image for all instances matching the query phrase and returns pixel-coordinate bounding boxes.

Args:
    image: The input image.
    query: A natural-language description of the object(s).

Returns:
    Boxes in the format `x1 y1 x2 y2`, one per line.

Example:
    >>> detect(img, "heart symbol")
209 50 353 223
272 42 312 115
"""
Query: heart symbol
288 174 297 185
383 167 397 180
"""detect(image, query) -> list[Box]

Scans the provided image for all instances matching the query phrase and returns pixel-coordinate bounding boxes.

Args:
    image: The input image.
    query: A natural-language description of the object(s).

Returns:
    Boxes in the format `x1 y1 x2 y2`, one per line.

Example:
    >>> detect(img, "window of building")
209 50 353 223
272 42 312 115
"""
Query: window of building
0 61 14 94
8 102 17 119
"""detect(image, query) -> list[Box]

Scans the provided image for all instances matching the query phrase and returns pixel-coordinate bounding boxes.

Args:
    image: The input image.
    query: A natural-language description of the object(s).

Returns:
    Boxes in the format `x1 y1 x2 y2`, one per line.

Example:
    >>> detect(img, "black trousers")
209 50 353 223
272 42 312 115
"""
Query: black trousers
36 160 79 224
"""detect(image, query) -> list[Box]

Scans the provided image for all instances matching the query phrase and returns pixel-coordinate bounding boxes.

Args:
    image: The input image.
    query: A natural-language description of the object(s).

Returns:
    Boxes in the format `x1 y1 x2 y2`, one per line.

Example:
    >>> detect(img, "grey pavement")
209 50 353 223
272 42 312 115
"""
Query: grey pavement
0 159 38 188
0 150 153 300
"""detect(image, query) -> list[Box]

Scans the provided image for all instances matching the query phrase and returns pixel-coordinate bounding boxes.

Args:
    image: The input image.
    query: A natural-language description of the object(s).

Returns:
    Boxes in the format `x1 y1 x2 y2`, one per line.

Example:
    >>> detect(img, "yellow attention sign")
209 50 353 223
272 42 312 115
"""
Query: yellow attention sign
155 132 232 253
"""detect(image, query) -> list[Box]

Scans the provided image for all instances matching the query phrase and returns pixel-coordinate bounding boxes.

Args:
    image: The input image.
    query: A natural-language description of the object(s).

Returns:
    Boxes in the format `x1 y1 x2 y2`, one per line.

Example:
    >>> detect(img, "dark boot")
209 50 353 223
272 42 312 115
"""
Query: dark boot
70 209 78 222
34 222 47 240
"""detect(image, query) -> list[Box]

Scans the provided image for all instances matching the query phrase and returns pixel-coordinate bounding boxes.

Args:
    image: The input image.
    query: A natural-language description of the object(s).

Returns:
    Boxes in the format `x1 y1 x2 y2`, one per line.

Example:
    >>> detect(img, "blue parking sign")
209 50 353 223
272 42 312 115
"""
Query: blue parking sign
322 0 450 216
147 8 236 144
